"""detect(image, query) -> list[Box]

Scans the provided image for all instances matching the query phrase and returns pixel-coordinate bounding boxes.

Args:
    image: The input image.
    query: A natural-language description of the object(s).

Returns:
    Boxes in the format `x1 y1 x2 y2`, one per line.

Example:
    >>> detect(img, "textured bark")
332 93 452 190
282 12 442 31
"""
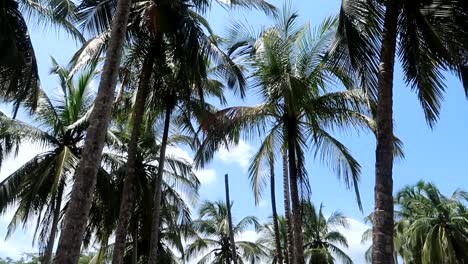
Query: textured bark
282 151 294 264
52 0 132 261
111 55 154 264
225 174 238 264
282 235 289 264
270 159 283 264
147 105 172 264
43 184 64 264
372 2 399 264
286 119 305 264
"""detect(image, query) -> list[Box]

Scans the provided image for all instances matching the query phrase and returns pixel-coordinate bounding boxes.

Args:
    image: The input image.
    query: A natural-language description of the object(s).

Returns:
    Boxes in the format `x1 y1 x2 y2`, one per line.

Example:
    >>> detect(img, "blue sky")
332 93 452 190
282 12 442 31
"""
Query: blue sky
1 0 468 262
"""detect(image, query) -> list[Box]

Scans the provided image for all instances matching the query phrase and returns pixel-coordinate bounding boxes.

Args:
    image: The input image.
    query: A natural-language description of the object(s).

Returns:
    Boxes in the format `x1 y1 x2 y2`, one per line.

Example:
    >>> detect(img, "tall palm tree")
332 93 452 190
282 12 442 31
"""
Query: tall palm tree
53 0 136 259
205 6 384 263
185 200 266 264
301 201 353 264
395 181 468 264
56 0 274 262
331 1 468 262
0 60 98 264
110 39 157 264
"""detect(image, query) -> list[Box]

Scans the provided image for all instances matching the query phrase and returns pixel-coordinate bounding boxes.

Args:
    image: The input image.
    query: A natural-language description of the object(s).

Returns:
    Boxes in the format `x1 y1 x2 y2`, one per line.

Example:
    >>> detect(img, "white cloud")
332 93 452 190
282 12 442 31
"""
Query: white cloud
337 218 371 264
165 147 217 186
258 199 269 208
0 224 35 259
166 145 193 163
0 142 46 230
0 143 45 258
0 142 43 182
217 140 254 171
0 240 22 258
195 169 217 185
236 230 261 242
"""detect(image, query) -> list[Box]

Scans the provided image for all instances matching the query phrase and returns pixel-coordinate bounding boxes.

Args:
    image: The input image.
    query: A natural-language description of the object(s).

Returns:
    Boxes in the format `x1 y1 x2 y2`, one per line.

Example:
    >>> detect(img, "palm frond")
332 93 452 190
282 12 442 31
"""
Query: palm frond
308 127 362 209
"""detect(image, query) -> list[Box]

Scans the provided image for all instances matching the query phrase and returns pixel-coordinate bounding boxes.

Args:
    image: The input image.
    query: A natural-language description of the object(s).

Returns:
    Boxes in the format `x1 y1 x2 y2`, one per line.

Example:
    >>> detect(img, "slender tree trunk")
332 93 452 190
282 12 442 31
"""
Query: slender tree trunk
282 150 293 264
225 174 238 264
148 104 172 264
270 159 283 264
53 0 132 261
283 234 289 264
286 119 305 264
112 54 154 264
43 184 64 264
372 2 399 264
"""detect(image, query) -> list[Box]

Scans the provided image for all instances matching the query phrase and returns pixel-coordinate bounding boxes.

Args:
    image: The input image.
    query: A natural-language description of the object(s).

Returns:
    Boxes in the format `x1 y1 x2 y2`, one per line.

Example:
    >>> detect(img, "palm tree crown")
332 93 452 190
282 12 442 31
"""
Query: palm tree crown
395 181 468 264
186 200 265 264
302 201 353 264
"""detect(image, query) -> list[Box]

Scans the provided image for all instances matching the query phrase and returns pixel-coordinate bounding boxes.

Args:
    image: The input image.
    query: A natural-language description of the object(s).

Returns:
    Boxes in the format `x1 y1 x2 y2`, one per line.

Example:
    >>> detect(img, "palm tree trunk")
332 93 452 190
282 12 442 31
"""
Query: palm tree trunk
286 120 305 264
111 54 154 264
282 234 289 264
270 159 283 264
372 2 399 264
224 173 237 264
282 150 294 264
52 0 132 261
43 184 64 264
148 104 172 264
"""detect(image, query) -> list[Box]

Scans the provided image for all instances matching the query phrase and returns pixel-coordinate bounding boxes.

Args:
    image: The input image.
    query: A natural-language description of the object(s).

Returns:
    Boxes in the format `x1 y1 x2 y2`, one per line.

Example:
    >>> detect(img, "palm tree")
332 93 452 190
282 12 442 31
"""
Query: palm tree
395 181 468 264
301 201 353 264
53 0 136 259
84 119 200 263
57 0 274 261
205 6 382 263
0 60 98 264
109 39 157 264
257 215 290 264
331 1 468 262
148 55 249 263
186 200 266 264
